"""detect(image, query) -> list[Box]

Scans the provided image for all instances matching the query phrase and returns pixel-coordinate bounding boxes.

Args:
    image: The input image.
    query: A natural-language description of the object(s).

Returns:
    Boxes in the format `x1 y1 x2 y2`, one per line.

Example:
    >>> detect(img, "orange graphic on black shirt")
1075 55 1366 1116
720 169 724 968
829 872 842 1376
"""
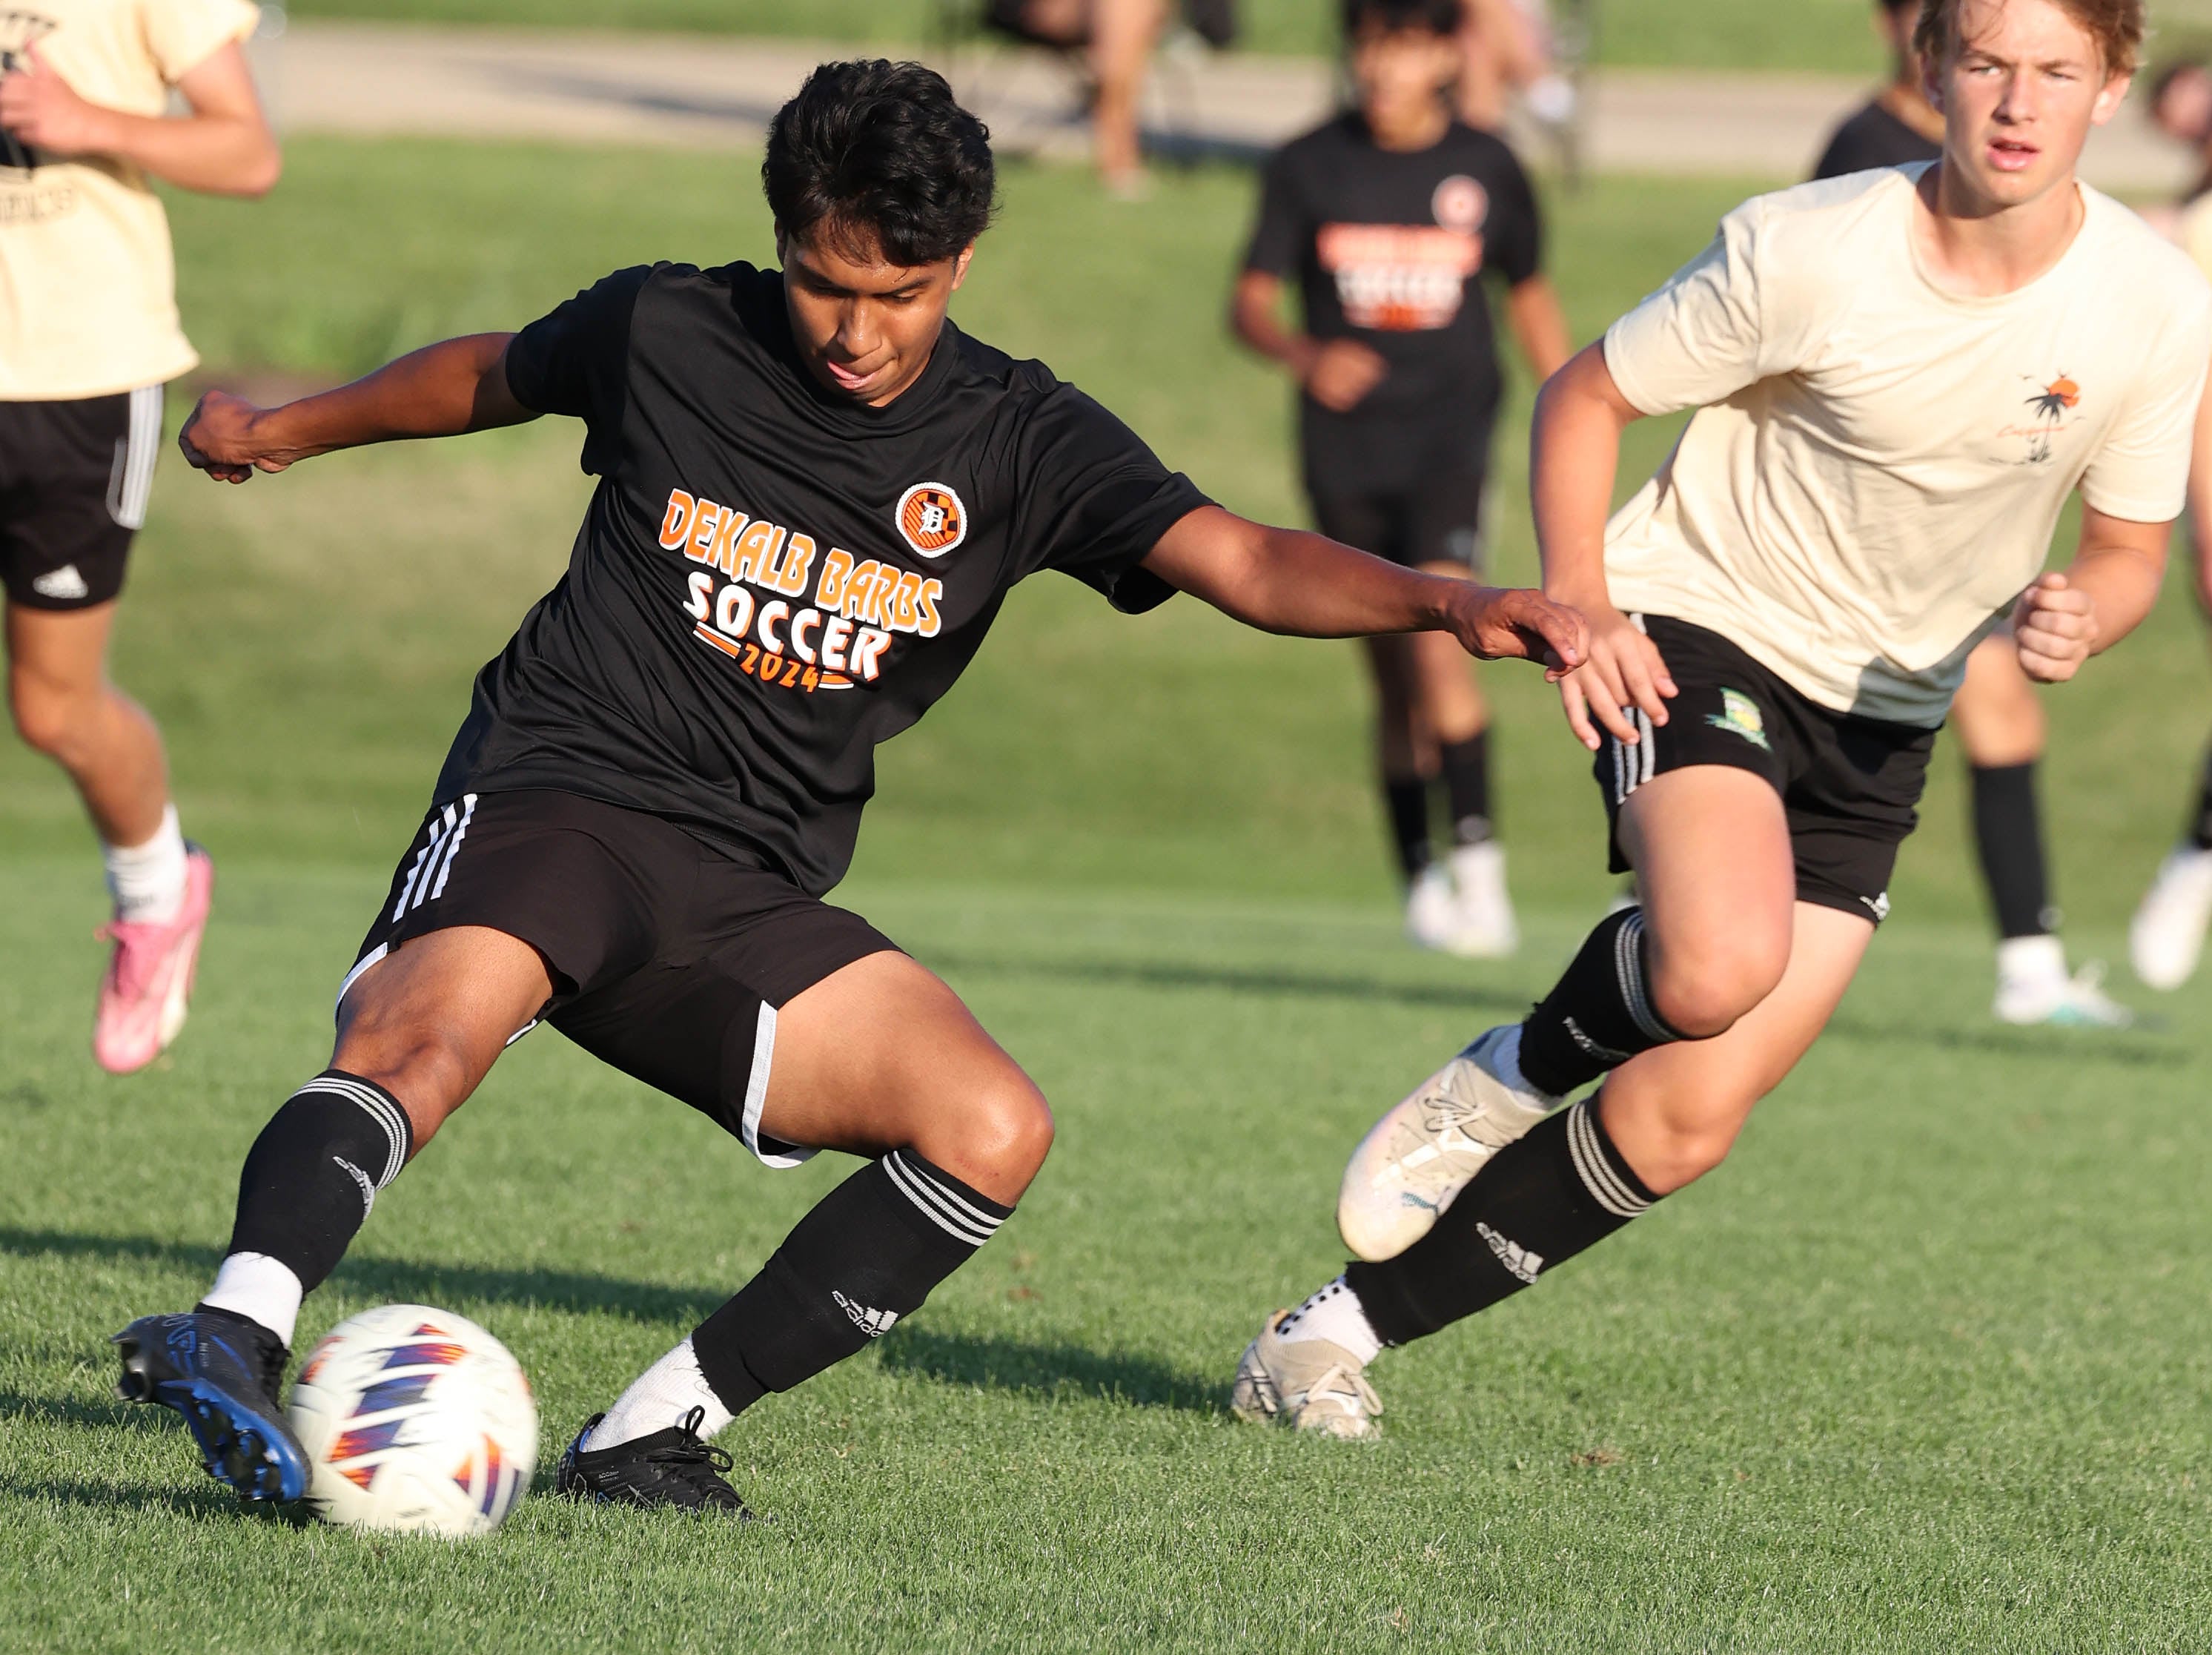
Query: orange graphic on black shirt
896 483 967 558
1316 224 1484 332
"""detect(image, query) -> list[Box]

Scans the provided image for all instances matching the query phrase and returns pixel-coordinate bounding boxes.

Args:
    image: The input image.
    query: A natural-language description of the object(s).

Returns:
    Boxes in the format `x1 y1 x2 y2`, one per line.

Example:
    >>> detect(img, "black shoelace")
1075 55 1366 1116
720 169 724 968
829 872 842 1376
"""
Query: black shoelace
635 1407 739 1501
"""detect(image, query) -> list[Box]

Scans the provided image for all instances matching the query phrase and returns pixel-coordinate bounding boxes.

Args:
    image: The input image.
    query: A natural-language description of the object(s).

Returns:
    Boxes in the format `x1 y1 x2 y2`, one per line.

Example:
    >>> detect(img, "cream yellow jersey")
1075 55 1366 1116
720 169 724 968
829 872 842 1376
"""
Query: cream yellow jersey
1600 166 2211 727
0 0 259 400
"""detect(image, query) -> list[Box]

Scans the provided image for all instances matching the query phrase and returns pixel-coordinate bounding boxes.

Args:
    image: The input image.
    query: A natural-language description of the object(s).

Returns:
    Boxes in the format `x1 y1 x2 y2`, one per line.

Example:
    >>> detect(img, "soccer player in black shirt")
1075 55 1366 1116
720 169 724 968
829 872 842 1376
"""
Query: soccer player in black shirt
1815 0 2128 1028
1234 0 1569 959
1812 0 1945 179
107 59 1585 1514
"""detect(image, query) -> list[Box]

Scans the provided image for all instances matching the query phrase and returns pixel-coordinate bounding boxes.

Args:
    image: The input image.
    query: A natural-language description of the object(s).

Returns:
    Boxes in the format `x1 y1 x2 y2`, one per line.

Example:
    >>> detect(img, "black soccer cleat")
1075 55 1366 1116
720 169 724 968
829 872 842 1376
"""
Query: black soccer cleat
556 1406 755 1516
113 1309 309 1504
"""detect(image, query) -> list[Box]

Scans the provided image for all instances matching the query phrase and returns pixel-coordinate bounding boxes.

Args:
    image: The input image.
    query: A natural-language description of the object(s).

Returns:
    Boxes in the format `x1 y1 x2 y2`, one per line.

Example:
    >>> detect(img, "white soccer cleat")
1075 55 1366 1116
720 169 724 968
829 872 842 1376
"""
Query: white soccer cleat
1231 1310 1382 1441
1337 1025 1554 1263
1440 840 1518 957
2130 847 2212 991
1404 864 1460 951
1993 959 2134 1029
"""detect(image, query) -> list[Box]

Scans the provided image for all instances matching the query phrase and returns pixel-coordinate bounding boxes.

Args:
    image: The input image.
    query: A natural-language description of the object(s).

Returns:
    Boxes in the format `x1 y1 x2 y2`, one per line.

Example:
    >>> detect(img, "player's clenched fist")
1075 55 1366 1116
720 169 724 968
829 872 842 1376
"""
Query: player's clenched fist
2011 572 2099 683
1443 584 1586 675
178 390 289 483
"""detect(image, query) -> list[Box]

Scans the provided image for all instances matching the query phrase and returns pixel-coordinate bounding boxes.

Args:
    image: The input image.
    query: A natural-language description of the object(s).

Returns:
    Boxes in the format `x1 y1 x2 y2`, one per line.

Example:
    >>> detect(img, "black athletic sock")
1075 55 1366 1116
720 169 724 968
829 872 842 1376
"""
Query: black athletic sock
1438 731 1494 847
218 1071 413 1295
1345 1094 1658 1344
689 1149 1011 1415
1970 761 2056 939
1515 906 1689 1098
2189 740 2212 851
1382 776 1433 880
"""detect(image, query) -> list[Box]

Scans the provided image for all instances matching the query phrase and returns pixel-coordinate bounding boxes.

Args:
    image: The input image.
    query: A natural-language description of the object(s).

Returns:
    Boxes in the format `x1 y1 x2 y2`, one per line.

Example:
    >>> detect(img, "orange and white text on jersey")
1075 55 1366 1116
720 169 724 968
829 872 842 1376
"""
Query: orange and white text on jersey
660 488 945 693
1316 224 1483 332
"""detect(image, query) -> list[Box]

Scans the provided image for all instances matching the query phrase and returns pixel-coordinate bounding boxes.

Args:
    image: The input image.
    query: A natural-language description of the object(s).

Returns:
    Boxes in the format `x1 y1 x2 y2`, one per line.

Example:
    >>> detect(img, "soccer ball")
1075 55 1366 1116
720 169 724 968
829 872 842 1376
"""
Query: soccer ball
287 1304 537 1536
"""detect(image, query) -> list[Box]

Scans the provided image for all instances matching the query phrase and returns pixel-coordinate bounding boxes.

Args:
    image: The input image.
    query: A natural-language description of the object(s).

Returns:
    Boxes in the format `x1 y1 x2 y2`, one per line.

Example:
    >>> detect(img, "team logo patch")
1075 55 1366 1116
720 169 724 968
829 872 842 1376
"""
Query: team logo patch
1706 688 1772 752
895 482 967 558
1431 174 1489 234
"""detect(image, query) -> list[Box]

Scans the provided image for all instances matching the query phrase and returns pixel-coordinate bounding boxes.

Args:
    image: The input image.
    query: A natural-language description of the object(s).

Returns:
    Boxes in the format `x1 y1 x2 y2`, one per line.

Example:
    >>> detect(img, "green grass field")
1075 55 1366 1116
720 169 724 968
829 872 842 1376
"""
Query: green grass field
284 0 2212 75
5 140 2212 1650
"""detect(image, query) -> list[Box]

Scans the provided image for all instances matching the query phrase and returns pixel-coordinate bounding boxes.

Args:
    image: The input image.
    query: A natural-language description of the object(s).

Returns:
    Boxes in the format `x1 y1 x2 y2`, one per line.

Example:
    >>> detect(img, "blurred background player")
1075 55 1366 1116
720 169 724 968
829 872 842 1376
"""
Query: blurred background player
987 0 1170 194
1232 0 1569 955
1454 0 1574 138
0 0 279 1072
2129 53 2212 991
1812 0 2127 1028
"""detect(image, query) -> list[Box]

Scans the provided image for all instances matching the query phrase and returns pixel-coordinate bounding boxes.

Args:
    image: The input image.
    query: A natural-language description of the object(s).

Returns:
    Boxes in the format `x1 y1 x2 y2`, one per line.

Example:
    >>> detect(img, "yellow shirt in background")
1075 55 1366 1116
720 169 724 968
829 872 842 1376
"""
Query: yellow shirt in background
1600 166 2211 727
0 0 259 400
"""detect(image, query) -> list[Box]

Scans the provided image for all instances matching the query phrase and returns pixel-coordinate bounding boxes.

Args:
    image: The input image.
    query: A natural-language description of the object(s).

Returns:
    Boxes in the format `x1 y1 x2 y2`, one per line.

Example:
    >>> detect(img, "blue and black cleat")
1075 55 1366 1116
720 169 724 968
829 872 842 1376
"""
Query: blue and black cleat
113 1310 308 1504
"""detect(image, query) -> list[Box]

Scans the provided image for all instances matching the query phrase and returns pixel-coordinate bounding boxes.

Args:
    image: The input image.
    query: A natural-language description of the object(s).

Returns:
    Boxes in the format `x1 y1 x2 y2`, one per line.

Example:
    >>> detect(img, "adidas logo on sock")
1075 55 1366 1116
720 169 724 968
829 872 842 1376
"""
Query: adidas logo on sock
1563 1017 1629 1064
832 1289 898 1338
1476 1221 1543 1284
332 1155 377 1219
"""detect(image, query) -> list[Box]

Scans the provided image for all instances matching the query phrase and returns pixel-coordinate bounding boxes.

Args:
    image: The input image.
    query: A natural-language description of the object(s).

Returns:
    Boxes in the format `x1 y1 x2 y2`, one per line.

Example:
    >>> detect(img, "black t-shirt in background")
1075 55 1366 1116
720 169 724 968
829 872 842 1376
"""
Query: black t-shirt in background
439 262 1209 896
1243 113 1543 486
1812 98 1943 180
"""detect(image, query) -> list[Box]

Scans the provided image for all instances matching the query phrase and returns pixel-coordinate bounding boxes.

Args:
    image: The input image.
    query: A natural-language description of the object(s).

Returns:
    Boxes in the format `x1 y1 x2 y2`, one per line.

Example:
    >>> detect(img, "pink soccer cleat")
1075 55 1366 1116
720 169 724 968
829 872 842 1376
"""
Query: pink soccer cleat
93 845 214 1074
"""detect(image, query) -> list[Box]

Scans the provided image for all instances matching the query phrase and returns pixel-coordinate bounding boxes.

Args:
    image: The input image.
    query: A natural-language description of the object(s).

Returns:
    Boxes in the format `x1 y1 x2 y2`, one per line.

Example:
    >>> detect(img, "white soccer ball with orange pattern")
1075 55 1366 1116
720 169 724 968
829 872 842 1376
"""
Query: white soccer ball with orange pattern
286 1303 537 1536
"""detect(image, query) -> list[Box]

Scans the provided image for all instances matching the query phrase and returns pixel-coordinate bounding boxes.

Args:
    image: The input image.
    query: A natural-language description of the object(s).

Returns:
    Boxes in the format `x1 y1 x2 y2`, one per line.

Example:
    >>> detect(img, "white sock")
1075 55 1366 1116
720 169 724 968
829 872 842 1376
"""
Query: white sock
1996 933 2067 989
201 1251 305 1349
1483 1022 1548 1101
584 1336 733 1450
105 804 188 924
1276 1275 1383 1365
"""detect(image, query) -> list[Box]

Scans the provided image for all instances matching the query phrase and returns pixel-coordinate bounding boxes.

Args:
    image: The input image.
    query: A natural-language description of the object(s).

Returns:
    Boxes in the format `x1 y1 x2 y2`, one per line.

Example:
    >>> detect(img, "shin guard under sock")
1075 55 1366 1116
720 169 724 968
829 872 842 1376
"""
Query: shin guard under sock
1516 905 1689 1098
213 1071 414 1307
689 1149 1010 1416
1970 761 2055 939
1345 1095 1658 1345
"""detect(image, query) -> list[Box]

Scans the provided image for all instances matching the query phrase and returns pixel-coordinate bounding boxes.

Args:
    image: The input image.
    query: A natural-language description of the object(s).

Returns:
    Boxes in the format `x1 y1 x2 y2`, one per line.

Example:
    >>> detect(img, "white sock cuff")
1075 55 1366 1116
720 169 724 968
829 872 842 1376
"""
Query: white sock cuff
585 1335 734 1451
202 1251 305 1350
1276 1275 1384 1365
104 804 188 922
105 802 183 862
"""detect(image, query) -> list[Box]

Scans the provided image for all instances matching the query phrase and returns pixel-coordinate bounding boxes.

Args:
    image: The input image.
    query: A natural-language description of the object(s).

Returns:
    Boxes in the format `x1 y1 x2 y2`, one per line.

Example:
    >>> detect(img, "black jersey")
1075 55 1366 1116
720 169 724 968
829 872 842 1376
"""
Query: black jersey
436 262 1209 896
1812 98 1941 180
1242 114 1542 480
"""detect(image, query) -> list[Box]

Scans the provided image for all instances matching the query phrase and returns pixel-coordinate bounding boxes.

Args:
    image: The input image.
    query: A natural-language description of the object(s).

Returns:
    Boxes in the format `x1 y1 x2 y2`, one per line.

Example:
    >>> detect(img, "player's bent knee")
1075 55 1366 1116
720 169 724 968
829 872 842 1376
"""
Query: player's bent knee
7 676 96 762
1647 941 1787 1040
922 1077 1056 1196
328 1021 474 1146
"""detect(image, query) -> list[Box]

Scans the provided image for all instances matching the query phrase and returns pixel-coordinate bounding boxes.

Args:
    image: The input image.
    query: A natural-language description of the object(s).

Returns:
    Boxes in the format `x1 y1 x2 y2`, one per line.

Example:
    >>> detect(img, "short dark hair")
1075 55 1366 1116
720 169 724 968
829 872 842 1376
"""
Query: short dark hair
1342 0 1463 39
763 59 996 266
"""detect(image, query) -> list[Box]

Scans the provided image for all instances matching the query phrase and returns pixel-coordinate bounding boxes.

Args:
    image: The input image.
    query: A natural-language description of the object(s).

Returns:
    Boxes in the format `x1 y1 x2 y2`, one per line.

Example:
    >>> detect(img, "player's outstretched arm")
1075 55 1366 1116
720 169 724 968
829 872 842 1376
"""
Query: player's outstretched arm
0 40 278 197
2013 508 2172 683
179 335 536 483
1139 504 1586 670
1532 342 1678 751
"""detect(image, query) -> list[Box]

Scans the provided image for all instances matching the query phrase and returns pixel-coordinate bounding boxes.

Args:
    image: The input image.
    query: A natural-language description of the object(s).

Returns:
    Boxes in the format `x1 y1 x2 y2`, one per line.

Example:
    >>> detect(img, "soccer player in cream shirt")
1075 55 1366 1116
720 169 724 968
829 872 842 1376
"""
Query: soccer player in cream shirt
1232 0 2211 1437
0 0 278 1072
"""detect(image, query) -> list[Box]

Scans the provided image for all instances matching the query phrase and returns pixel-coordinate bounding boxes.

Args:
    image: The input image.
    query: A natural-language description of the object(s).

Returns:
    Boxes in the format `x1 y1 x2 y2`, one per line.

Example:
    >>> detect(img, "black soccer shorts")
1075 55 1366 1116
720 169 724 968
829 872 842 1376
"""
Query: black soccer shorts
342 789 900 1166
0 387 164 610
1594 614 1937 923
1308 464 1491 575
